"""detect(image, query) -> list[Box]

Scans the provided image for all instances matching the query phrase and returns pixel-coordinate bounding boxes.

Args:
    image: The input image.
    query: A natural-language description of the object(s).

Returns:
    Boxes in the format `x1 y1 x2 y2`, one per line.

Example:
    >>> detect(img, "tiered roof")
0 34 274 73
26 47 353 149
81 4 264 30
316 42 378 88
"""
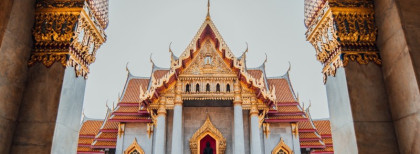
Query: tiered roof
77 118 104 154
77 4 334 153
311 120 334 153
304 0 326 28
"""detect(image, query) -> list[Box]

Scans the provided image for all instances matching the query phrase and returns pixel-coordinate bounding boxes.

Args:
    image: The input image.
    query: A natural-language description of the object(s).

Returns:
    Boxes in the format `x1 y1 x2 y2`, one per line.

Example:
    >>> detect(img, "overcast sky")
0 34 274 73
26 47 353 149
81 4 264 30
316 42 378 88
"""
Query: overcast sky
82 0 330 119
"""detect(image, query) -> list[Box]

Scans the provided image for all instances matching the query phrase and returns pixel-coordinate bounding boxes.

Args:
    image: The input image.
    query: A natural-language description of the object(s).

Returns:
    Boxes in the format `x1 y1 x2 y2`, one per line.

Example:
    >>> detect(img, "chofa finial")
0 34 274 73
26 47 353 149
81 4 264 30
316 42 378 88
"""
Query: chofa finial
149 53 154 65
264 53 268 64
206 0 211 19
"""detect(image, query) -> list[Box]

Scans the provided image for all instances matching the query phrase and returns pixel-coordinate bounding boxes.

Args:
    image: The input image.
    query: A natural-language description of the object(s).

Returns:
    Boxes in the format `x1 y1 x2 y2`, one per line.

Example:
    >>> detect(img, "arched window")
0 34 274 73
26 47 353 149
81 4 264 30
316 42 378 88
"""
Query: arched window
216 84 220 92
186 84 190 92
226 84 230 92
206 83 210 92
196 83 200 92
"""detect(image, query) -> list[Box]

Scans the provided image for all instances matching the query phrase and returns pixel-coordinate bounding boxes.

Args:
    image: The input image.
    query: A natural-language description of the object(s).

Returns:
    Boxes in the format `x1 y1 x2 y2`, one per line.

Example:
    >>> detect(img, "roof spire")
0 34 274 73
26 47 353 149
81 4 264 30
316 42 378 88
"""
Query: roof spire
206 0 211 20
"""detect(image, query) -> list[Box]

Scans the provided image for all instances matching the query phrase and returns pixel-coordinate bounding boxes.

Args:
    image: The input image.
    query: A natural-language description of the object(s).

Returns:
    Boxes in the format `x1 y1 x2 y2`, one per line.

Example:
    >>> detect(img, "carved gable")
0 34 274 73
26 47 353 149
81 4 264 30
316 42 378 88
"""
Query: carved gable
182 40 234 76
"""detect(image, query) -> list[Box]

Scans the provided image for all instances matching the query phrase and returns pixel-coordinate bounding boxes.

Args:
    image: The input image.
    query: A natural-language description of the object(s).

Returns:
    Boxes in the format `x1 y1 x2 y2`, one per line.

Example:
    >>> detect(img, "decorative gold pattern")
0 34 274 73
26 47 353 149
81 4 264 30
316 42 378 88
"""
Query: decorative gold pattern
263 123 270 138
124 138 145 154
139 17 276 108
118 123 125 138
272 138 293 154
29 1 106 78
305 0 380 83
190 116 226 154
291 123 298 138
147 123 154 139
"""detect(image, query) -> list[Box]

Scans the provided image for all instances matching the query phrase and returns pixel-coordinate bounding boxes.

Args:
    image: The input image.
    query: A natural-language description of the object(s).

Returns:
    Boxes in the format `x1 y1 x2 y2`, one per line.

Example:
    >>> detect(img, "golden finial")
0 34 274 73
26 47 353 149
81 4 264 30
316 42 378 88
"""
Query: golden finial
206 0 211 20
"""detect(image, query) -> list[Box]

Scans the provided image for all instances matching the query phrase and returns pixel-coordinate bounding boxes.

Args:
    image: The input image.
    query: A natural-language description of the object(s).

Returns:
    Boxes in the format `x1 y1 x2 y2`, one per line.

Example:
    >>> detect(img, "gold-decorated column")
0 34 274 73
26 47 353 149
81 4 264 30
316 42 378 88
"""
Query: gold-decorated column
233 80 245 153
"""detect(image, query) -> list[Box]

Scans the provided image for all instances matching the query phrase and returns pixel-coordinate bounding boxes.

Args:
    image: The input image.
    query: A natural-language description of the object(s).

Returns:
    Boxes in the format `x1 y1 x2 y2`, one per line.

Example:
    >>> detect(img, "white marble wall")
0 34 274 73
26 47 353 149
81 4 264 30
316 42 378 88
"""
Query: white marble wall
263 123 301 154
117 123 153 154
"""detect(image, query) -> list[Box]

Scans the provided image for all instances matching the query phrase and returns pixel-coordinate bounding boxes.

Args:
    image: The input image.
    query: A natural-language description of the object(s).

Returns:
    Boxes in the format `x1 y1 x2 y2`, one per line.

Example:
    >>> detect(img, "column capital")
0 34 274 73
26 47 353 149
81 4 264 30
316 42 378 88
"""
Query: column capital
250 104 258 116
158 97 167 116
233 80 242 106
174 81 183 106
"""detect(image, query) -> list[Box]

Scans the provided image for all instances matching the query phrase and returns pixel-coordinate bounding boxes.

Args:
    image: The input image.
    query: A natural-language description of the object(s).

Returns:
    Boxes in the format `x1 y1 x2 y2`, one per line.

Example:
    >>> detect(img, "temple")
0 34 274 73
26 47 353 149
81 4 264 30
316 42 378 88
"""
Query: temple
77 5 334 154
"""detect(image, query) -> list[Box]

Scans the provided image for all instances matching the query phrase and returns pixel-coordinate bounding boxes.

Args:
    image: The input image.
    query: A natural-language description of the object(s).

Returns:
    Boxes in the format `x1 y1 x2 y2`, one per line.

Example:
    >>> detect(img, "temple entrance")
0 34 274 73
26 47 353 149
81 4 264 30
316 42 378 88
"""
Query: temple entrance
189 116 226 154
200 135 216 154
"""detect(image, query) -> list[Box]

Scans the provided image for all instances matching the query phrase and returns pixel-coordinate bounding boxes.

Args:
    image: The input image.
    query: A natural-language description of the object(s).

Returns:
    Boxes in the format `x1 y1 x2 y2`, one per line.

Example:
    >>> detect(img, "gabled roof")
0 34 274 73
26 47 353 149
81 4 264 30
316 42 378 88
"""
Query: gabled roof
77 117 105 154
87 0 109 29
120 72 150 103
139 9 276 106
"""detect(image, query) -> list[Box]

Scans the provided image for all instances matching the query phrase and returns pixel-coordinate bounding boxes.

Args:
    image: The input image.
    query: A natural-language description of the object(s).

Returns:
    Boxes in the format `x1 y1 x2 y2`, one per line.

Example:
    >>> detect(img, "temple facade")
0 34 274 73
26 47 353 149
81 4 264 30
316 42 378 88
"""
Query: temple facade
77 8 334 154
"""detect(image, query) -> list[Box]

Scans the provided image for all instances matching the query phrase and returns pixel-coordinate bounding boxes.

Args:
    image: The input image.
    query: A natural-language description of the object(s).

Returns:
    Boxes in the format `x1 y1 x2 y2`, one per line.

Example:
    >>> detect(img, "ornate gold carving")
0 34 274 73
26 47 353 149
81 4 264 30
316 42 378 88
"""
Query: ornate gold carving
183 41 233 75
157 97 167 116
263 123 270 138
124 138 145 154
147 123 154 139
190 116 226 154
140 17 277 107
118 123 125 138
250 97 259 116
29 1 106 78
306 0 380 83
291 123 298 139
272 138 293 154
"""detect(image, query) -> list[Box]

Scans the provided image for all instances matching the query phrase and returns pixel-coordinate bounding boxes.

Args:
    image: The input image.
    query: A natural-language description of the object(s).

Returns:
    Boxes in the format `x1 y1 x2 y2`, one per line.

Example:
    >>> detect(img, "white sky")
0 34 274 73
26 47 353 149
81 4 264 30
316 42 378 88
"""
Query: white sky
83 0 330 119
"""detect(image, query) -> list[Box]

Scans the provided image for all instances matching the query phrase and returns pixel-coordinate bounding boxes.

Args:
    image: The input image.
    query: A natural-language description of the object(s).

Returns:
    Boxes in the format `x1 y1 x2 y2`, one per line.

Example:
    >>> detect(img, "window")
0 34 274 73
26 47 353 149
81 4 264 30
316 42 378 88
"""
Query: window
277 150 286 154
130 150 140 154
196 83 200 92
216 84 220 92
204 56 212 65
186 84 190 92
206 83 210 92
226 84 230 92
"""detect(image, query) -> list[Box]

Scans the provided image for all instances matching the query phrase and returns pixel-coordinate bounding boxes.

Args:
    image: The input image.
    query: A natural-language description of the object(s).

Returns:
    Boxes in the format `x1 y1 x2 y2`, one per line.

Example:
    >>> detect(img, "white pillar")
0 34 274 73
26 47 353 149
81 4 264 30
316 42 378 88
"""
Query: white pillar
250 100 262 154
233 80 245 153
154 98 166 154
234 104 245 153
171 81 183 153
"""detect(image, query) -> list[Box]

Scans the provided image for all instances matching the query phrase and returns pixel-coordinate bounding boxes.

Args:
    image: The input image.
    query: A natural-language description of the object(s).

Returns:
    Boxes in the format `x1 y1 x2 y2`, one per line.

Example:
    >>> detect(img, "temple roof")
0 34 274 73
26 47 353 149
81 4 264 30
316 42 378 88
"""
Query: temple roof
304 0 326 27
120 76 150 103
77 117 105 154
87 0 109 29
313 120 331 136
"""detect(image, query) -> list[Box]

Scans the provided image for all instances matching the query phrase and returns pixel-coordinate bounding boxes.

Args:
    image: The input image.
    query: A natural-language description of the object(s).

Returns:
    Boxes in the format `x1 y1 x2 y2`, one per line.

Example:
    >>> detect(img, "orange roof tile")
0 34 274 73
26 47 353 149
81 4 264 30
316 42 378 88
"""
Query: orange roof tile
312 146 334 153
114 106 138 113
77 146 103 152
121 78 149 103
300 140 325 146
96 132 117 139
298 120 316 130
101 121 119 130
79 120 103 135
111 115 150 120
153 70 169 80
93 141 116 146
248 70 263 79
299 132 321 139
278 105 303 113
268 115 306 120
323 138 333 145
313 120 331 135
267 78 296 103
78 138 95 145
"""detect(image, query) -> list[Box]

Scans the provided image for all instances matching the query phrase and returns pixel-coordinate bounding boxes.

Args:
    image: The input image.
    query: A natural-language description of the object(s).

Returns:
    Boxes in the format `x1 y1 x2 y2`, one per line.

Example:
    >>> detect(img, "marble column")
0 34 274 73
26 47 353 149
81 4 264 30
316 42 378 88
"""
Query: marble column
250 98 262 154
171 82 183 153
154 98 167 154
233 81 245 153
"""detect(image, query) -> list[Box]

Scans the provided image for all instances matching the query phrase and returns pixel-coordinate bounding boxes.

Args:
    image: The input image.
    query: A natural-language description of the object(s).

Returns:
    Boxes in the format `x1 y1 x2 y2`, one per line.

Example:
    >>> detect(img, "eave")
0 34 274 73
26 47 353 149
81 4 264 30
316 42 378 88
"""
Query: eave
264 118 308 123
108 119 152 123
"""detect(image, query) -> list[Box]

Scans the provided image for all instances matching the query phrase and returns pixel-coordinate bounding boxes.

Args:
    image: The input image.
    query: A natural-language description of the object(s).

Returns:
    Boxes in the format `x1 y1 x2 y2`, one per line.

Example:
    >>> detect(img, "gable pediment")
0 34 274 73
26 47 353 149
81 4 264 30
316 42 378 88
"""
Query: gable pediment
181 39 235 76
